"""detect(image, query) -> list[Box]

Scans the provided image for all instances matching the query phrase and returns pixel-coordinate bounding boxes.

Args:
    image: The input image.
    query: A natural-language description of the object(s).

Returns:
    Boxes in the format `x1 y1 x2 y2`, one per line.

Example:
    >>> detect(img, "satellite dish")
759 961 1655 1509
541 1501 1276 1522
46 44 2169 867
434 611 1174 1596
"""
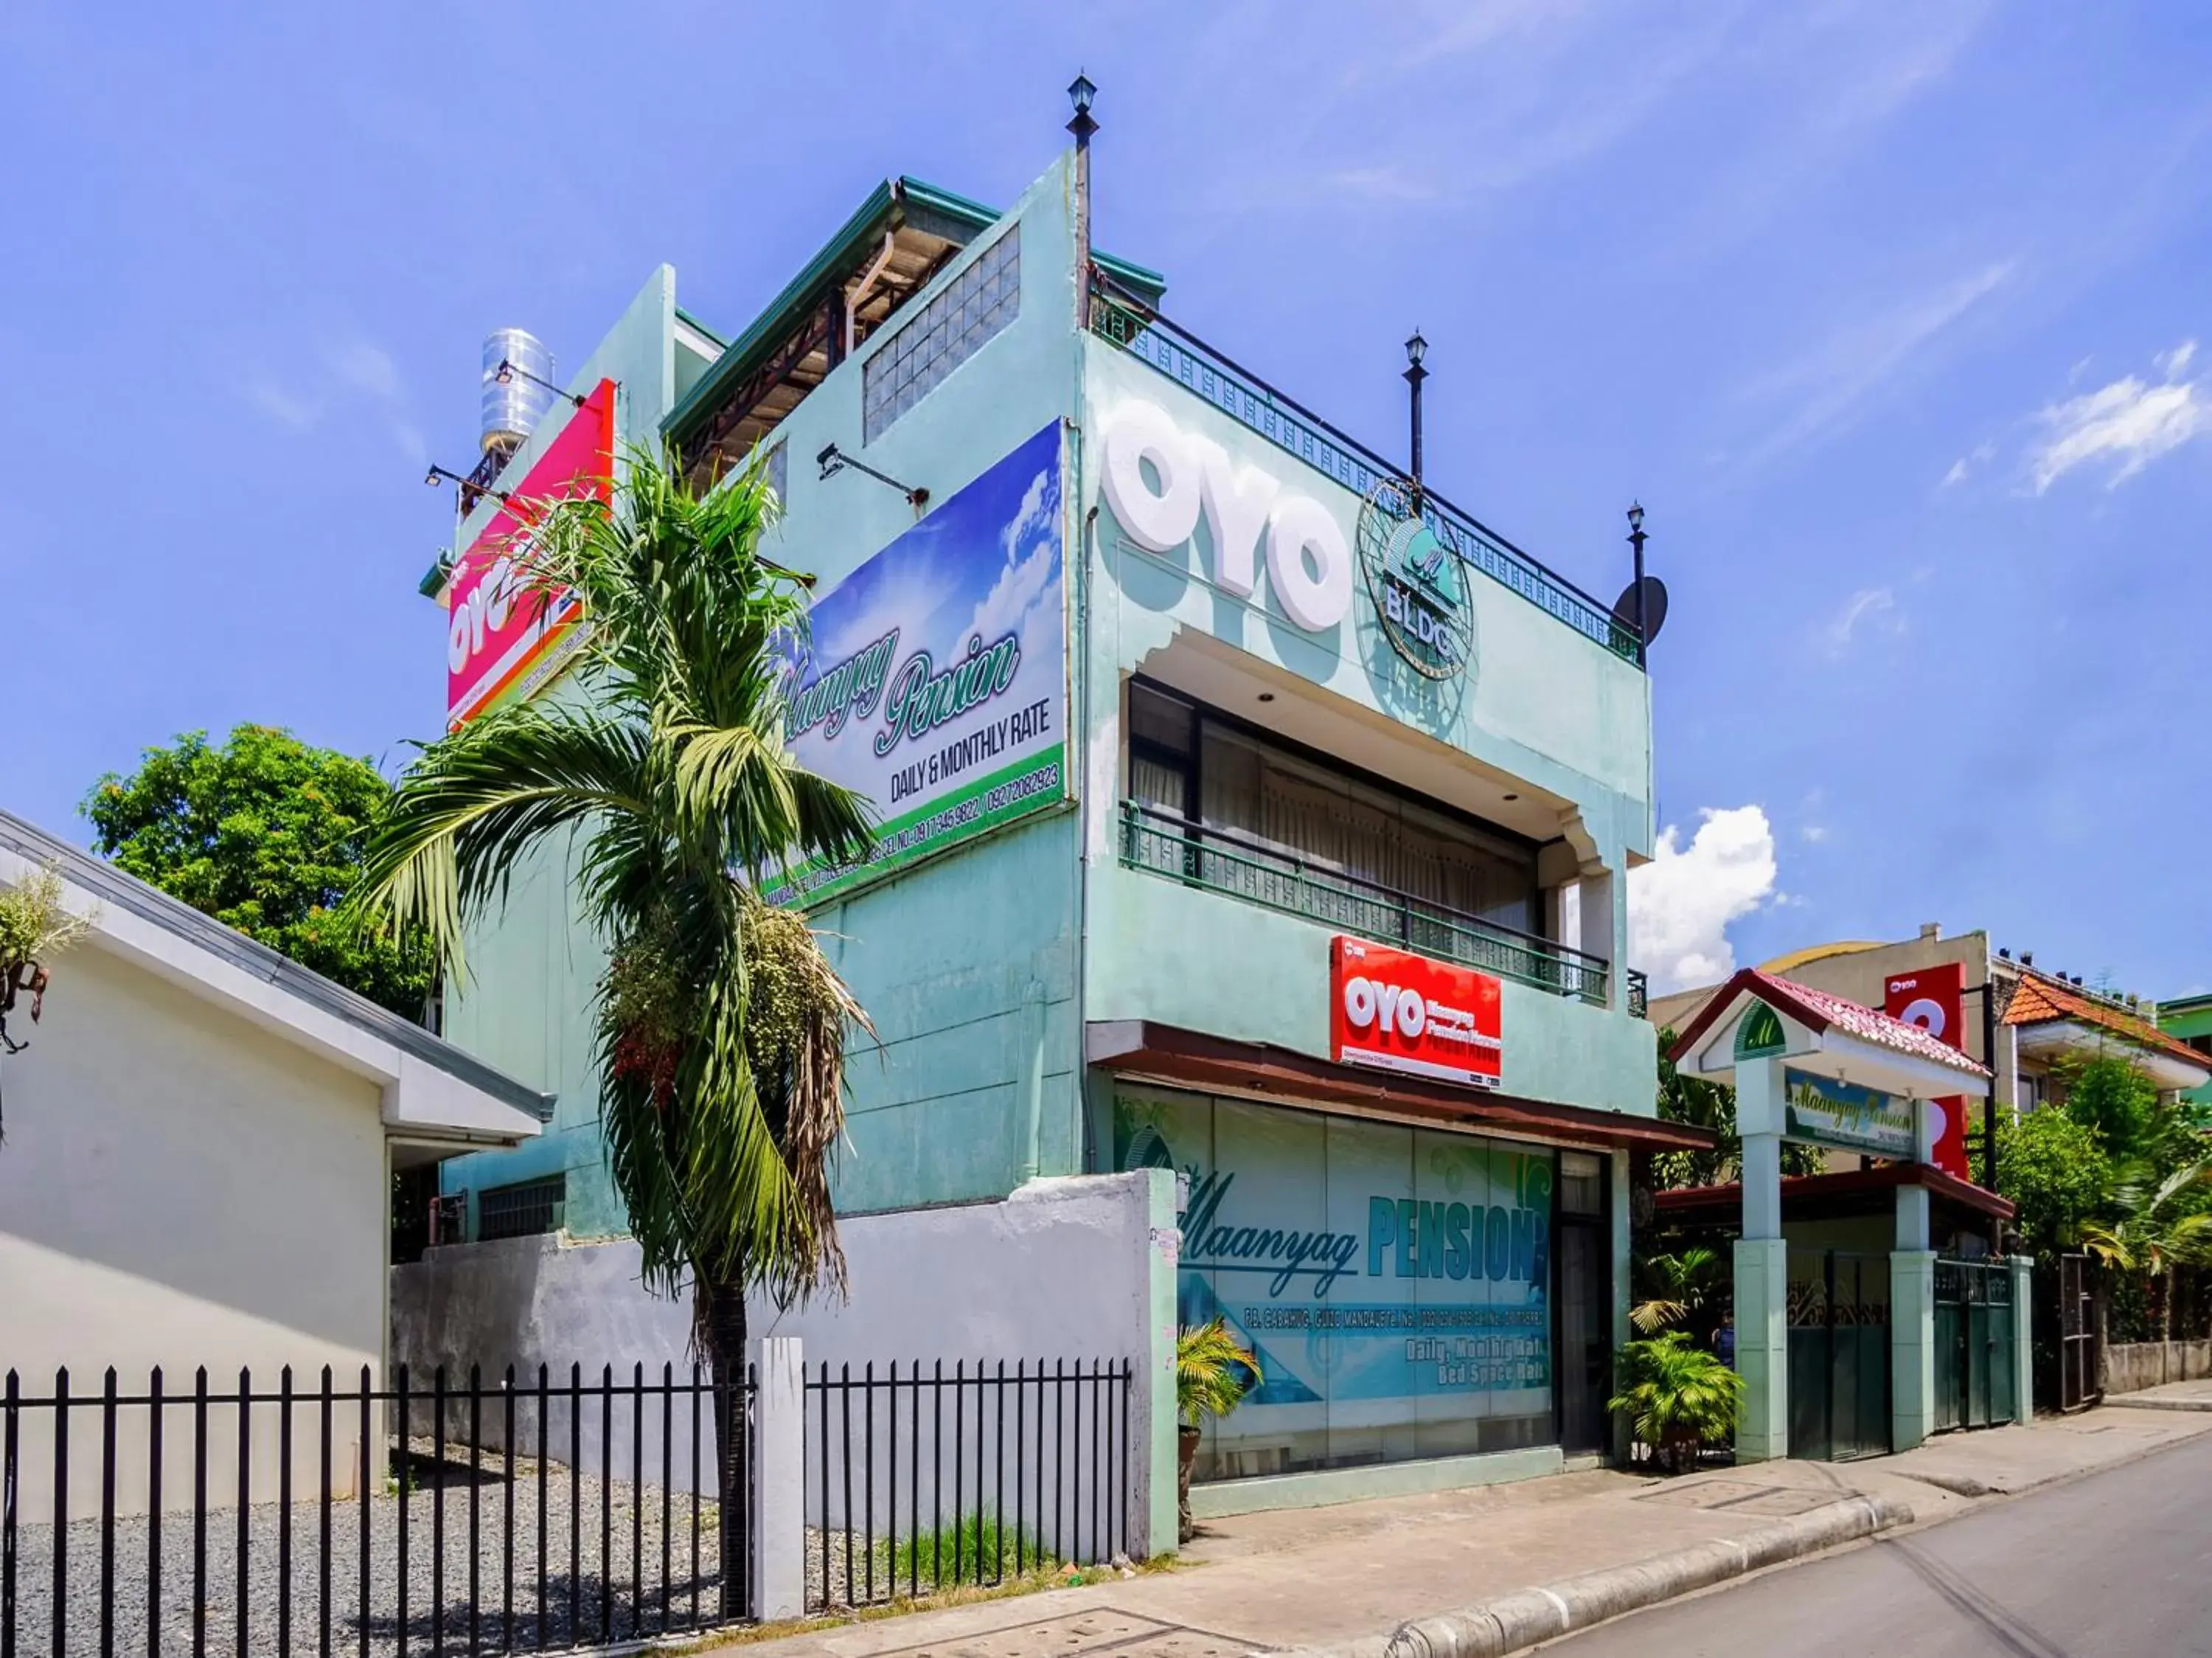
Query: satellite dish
1610 575 1669 647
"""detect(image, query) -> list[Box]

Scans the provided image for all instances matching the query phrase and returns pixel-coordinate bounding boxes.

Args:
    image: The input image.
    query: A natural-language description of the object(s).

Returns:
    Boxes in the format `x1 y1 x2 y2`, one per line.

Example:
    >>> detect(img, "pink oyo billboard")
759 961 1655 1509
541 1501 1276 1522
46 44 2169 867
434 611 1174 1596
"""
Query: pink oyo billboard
444 378 616 728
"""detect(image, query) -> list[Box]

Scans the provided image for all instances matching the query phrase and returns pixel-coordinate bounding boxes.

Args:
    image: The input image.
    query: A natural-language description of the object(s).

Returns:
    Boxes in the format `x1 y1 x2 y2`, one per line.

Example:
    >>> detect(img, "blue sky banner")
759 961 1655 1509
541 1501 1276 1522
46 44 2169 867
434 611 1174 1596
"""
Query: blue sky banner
766 423 1068 904
1117 1092 1553 1474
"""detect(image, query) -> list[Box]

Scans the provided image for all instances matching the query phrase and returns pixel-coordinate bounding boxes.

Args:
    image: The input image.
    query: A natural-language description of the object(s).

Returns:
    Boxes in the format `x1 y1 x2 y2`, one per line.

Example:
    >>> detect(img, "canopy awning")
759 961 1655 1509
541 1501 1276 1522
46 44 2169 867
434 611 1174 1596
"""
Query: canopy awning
1087 1021 1716 1152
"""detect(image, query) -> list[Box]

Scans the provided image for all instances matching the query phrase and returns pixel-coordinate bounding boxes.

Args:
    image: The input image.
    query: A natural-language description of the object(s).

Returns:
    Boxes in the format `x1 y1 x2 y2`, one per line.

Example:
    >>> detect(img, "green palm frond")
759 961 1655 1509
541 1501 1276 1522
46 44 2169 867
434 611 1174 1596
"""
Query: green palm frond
1177 1319 1262 1428
346 451 878 1335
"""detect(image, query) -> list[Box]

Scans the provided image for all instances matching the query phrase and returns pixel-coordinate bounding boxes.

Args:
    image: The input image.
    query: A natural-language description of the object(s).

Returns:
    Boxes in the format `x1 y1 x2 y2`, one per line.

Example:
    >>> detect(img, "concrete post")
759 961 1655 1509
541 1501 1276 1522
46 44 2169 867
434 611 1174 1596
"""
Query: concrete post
1139 1167 1181 1557
1610 1148 1633 1461
1733 1238 1789 1461
1733 1057 1789 1462
1890 1252 1938 1451
2011 1255 2035 1424
752 1336 806 1621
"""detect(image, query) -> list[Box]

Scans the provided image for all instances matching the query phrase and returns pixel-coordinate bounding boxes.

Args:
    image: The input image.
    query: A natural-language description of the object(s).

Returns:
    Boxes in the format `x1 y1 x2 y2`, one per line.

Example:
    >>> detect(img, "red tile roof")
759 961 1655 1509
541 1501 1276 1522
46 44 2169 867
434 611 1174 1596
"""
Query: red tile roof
1666 968 1992 1080
2003 973 2211 1075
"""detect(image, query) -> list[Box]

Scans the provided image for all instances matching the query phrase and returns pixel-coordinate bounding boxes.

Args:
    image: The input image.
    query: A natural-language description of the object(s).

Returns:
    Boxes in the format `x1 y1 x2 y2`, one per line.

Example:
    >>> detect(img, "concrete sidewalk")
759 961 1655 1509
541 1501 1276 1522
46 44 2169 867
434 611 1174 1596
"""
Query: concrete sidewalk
697 1409 2212 1658
2102 1376 2212 1412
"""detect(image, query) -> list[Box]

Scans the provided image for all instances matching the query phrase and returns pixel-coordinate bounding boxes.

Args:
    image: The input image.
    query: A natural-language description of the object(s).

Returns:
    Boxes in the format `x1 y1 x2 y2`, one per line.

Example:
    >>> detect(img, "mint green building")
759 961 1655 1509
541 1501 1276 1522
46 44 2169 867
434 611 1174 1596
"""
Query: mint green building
2157 992 2212 1119
418 132 1703 1503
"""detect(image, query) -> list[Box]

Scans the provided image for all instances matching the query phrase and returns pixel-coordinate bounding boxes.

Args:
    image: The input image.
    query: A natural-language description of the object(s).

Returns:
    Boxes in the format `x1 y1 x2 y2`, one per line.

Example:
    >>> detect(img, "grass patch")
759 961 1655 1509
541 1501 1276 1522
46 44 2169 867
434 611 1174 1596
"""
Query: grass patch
880 1510 1042 1591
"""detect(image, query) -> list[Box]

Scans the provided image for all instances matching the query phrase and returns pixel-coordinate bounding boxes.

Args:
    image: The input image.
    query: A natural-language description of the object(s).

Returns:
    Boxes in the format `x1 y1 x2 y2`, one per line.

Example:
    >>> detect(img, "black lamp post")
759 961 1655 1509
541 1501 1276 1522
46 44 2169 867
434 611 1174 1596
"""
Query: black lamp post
1626 502 1648 668
495 358 587 410
1069 74 1098 330
1404 330 1427 507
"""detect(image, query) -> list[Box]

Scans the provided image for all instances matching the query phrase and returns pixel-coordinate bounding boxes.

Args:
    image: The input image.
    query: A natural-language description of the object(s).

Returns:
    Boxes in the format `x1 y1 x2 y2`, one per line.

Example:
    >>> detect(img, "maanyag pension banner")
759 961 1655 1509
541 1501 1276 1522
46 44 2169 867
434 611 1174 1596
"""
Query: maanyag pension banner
765 423 1068 904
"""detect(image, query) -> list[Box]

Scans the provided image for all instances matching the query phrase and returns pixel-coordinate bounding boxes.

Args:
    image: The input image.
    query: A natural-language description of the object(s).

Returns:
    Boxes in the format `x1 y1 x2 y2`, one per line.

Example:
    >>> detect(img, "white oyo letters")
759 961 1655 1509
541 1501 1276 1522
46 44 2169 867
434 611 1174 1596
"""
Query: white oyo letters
1101 399 1352 631
1343 975 1430 1040
1099 400 1202 552
1190 436 1278 602
1265 494 1354 634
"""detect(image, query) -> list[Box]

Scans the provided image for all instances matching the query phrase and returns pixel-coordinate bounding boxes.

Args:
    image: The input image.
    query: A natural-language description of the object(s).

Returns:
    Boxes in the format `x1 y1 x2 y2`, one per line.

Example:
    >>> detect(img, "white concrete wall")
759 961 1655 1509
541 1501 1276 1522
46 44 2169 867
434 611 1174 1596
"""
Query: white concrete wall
391 1172 1172 1555
0 944 389 1520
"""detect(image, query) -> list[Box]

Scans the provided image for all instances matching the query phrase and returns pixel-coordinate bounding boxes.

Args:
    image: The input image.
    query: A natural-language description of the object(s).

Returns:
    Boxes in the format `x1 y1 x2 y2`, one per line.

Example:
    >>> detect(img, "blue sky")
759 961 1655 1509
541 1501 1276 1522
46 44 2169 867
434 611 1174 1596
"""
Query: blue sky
4 4 2206 999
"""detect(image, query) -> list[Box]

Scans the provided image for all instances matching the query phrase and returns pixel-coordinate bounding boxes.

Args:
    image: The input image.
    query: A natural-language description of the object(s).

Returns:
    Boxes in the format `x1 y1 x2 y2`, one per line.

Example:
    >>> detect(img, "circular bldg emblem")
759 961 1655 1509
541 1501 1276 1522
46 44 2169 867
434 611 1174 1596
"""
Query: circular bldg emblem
1357 482 1474 681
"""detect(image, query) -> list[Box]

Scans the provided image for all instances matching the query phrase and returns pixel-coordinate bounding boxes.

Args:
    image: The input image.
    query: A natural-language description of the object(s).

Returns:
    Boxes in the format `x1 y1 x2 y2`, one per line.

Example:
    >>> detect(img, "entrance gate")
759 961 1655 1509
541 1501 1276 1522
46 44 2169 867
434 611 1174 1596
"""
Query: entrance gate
2056 1252 2101 1412
1933 1258 2017 1432
1787 1249 1891 1461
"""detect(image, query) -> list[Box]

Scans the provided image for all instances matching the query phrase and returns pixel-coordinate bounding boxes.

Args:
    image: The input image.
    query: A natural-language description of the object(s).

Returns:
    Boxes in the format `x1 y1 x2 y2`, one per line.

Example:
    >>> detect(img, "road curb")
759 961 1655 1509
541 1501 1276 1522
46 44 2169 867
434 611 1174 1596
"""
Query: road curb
1281 1494 1913 1658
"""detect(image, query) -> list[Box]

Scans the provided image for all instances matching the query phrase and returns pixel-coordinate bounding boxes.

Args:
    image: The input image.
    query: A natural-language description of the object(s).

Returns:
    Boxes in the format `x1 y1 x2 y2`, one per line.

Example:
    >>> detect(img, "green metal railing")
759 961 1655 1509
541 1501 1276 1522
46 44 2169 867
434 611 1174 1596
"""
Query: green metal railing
1627 968 1649 1021
1119 800 1611 1005
1088 275 1643 665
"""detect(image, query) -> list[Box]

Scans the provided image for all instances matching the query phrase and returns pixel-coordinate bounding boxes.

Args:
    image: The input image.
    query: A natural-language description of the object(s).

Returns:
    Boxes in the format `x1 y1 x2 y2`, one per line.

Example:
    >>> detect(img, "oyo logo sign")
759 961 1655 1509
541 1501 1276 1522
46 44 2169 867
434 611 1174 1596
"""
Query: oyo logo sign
1330 936 1503 1090
1099 399 1352 633
1342 974 1435 1041
446 540 533 675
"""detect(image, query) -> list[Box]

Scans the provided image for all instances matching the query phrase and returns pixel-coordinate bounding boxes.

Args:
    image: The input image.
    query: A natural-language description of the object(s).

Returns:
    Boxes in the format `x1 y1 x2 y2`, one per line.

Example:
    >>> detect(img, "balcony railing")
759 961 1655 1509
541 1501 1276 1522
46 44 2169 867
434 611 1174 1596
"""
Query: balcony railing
1119 800 1612 1005
1627 968 1649 1021
1088 273 1643 667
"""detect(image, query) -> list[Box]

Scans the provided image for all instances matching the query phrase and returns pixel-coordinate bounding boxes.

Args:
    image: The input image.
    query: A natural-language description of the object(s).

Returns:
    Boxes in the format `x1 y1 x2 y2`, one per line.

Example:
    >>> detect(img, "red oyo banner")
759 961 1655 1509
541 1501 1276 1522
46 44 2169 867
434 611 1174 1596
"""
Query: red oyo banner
1884 962 1972 1180
1331 936 1502 1090
445 378 617 729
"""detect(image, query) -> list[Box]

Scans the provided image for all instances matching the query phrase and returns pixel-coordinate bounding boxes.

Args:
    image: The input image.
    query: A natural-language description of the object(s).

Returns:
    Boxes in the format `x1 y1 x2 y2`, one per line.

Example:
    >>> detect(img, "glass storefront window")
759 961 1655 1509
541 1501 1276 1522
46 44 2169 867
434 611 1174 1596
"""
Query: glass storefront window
1117 1089 1556 1480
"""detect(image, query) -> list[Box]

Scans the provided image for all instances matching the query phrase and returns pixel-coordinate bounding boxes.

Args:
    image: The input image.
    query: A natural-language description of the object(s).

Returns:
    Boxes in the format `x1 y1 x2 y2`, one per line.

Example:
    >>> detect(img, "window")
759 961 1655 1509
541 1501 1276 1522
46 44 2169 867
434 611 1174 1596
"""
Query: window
478 1173 566 1242
1125 681 1540 937
1559 1151 1606 1217
862 227 1020 442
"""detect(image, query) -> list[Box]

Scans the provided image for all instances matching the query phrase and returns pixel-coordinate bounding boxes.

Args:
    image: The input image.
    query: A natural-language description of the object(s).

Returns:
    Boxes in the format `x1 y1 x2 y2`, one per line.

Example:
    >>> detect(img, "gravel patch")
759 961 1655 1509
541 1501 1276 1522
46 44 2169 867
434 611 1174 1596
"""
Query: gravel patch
5 1441 739 1657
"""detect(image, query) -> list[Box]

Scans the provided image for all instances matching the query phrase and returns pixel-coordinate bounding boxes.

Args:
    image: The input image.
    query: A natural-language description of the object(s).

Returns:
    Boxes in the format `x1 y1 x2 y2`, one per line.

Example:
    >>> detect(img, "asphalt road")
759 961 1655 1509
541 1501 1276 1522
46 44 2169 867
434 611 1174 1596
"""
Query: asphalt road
1549 1429 2212 1657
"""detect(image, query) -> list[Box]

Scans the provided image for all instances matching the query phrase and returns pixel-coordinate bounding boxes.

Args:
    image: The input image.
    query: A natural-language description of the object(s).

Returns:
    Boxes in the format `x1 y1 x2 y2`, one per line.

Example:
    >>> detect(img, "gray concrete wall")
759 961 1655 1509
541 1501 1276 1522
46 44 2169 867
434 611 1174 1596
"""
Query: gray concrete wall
2102 1339 2212 1395
390 1173 1171 1555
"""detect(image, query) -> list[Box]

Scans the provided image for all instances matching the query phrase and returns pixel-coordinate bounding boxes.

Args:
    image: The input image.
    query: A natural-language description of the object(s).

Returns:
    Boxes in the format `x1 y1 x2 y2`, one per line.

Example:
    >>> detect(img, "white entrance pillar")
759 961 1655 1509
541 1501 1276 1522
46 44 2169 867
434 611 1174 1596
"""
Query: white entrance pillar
1734 1055 1789 1462
1891 1181 1937 1451
2010 1255 2035 1423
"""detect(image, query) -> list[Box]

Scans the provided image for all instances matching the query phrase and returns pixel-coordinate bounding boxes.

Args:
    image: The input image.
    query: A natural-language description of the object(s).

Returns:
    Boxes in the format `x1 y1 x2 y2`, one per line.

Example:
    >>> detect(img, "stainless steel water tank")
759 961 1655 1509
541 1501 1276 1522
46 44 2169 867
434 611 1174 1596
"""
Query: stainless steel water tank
480 328 557 454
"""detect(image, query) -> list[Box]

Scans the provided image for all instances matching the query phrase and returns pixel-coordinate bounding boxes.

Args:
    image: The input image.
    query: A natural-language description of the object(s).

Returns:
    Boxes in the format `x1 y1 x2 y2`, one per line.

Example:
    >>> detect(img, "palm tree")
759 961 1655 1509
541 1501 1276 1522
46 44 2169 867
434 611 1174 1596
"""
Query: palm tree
1610 1331 1743 1471
350 448 875 1558
1630 1246 1726 1337
2083 1157 2212 1341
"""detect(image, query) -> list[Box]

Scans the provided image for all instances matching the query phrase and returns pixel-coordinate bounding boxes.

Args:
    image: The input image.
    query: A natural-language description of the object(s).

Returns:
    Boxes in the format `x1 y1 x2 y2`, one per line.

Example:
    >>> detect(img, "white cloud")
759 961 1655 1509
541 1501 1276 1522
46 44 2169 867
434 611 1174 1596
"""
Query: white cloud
1739 261 2015 463
1630 805 1779 996
2028 342 2211 493
1941 439 1997 488
1801 824 1829 843
1823 586 1899 653
1321 166 1438 203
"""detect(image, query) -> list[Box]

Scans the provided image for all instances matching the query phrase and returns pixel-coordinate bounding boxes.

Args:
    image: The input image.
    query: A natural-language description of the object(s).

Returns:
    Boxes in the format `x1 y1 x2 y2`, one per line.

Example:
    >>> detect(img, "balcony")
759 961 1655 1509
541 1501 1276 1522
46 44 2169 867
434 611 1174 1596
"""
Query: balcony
1088 272 1643 667
1119 800 1617 1007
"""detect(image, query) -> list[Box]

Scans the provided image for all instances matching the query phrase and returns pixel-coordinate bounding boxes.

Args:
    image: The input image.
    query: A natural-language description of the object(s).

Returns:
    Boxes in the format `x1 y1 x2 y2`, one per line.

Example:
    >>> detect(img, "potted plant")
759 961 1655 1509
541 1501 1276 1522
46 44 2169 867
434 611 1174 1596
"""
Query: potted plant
1175 1317 1261 1542
1609 1330 1744 1472
0 861 91 1138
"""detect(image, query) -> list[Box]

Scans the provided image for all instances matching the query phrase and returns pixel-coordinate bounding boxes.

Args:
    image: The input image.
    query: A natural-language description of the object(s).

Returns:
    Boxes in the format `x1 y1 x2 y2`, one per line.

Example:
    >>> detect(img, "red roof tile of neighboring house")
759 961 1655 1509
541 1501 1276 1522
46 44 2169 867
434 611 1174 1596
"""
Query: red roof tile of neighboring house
1666 968 1992 1079
2003 972 2211 1075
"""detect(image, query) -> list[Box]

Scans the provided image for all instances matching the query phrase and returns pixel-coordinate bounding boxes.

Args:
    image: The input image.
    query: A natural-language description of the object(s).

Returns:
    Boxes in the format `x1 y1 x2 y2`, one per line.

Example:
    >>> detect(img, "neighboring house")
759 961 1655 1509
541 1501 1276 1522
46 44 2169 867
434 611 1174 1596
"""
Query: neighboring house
2155 991 2212 1117
0 805 549 1400
1652 926 2209 1140
409 136 1702 1510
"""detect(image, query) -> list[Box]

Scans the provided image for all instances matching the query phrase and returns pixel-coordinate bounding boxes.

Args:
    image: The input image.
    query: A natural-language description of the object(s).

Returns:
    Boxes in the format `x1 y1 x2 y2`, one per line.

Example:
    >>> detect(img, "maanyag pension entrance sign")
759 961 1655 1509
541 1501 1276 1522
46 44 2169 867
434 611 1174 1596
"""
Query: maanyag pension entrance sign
767 423 1068 904
1118 1093 1553 1475
1783 1070 1916 1161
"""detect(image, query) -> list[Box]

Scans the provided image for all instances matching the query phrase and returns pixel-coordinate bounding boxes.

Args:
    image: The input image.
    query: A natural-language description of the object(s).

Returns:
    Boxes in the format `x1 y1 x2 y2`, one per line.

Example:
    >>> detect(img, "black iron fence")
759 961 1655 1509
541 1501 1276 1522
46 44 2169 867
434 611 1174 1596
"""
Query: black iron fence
0 1362 752 1658
802 1359 1134 1612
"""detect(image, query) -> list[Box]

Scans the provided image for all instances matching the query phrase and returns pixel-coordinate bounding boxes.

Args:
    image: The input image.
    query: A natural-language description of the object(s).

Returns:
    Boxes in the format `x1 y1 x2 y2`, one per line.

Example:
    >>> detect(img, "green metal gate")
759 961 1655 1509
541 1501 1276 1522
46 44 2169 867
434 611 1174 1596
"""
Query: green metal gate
1934 1257 2018 1432
1787 1250 1891 1461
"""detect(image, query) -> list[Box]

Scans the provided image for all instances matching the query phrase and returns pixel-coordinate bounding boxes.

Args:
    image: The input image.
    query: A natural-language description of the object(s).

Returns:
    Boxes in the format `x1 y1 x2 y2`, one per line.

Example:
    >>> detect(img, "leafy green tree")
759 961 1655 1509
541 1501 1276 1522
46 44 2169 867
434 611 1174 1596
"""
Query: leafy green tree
83 726 433 1019
347 449 874 1560
1994 1107 2114 1256
1650 1027 1822 1189
2057 1050 2167 1164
